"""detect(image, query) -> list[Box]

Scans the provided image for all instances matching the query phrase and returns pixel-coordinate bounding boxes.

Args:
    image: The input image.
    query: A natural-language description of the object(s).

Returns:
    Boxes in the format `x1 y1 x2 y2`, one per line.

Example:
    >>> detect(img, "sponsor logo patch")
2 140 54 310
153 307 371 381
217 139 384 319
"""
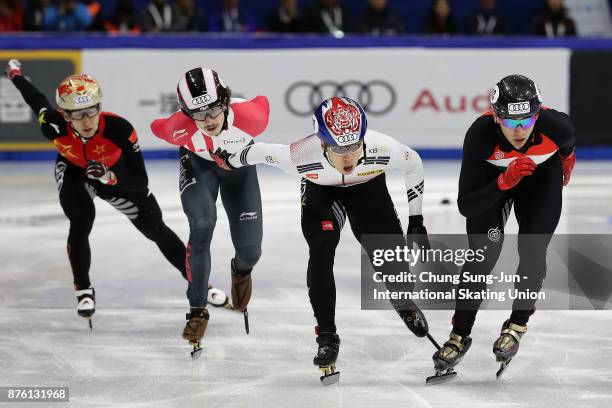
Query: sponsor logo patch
239 211 258 221
73 95 93 106
507 102 530 115
321 220 334 231
357 169 384 177
192 94 212 106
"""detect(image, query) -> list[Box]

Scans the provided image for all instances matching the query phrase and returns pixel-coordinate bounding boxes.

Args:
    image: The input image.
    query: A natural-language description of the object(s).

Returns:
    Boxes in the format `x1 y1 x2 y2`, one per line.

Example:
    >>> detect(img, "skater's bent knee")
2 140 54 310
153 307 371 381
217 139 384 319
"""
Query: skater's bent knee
235 246 261 270
189 216 216 230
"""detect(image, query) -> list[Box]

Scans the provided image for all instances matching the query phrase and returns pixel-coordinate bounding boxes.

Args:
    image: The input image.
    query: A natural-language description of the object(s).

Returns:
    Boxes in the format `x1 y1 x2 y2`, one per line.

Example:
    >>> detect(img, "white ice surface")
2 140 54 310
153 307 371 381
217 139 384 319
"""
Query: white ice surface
0 160 611 408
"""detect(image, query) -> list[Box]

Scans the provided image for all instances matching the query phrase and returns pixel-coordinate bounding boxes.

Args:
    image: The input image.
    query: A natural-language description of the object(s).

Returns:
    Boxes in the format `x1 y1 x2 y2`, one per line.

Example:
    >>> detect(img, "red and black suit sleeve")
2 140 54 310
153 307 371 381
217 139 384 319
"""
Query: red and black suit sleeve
102 115 149 193
11 75 68 141
537 108 576 156
457 115 508 218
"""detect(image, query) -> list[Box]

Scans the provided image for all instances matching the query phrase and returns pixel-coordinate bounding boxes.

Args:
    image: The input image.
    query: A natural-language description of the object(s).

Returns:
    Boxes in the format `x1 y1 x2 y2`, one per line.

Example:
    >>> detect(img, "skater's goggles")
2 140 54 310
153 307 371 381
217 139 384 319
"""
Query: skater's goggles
66 104 101 120
326 141 364 155
499 114 538 130
189 103 225 121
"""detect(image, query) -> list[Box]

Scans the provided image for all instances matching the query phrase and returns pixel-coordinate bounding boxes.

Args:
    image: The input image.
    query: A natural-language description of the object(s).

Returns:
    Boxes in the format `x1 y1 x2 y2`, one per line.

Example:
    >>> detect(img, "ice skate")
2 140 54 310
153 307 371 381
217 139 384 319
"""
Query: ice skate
75 287 95 330
426 332 472 385
182 307 209 360
395 302 429 338
313 332 340 385
493 320 527 379
230 259 252 334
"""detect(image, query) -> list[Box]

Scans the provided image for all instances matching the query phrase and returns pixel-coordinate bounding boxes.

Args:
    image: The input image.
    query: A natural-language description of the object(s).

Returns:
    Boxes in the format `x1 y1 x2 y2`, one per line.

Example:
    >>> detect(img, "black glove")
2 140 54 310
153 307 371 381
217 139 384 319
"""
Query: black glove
210 147 235 170
86 160 115 184
406 215 431 250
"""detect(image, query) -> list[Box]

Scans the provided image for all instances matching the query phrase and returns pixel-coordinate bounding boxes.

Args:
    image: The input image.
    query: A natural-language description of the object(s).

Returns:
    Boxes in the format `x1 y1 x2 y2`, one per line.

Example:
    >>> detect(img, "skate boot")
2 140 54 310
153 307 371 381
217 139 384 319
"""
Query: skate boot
207 283 230 308
395 301 429 337
493 320 527 378
182 307 209 360
230 259 252 334
75 287 95 330
313 331 341 385
426 332 472 384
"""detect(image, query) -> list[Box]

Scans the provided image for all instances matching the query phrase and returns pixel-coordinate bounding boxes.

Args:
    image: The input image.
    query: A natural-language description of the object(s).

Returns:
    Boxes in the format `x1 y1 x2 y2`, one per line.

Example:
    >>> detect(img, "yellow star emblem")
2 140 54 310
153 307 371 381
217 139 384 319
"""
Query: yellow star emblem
54 141 79 160
93 145 106 155
38 112 46 126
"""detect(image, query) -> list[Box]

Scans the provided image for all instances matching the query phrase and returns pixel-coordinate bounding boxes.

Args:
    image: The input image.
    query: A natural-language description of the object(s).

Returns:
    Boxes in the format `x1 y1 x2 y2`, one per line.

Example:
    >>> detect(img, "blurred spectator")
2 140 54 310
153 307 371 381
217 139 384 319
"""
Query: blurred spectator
43 0 93 31
465 0 505 35
209 0 256 32
0 0 23 31
356 0 404 35
532 0 576 37
426 0 456 35
172 0 208 31
83 0 101 20
95 0 141 34
267 0 301 33
24 0 49 30
140 0 173 32
301 0 348 36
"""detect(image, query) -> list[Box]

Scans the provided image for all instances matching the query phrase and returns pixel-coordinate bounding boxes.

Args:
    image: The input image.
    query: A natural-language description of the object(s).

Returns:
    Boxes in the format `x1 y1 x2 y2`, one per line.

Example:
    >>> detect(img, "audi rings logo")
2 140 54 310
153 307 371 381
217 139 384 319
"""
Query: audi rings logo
507 102 531 115
192 94 212 106
285 80 396 116
487 227 502 242
337 133 359 144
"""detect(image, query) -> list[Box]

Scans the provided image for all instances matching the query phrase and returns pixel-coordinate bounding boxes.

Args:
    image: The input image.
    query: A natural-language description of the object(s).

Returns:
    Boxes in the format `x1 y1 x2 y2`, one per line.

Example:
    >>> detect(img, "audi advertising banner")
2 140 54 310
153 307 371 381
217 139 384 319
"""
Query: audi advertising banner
83 48 569 150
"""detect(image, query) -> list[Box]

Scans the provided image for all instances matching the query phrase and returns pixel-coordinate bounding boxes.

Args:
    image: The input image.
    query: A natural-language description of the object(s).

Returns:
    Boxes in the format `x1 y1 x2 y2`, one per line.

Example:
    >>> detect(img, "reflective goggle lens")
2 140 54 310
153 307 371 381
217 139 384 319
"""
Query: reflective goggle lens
191 105 224 121
499 115 537 129
67 105 100 120
328 141 363 155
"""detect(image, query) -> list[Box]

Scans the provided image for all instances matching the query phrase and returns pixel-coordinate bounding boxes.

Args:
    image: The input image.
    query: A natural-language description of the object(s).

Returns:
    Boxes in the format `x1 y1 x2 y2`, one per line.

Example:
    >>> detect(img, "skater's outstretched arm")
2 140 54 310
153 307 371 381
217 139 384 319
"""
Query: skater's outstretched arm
227 141 300 176
6 59 67 141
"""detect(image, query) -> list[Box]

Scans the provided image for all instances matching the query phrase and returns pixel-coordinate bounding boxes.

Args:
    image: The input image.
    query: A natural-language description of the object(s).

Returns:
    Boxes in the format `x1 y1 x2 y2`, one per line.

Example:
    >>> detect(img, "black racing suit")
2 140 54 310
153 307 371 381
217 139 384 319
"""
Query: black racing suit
12 74 186 289
453 108 575 336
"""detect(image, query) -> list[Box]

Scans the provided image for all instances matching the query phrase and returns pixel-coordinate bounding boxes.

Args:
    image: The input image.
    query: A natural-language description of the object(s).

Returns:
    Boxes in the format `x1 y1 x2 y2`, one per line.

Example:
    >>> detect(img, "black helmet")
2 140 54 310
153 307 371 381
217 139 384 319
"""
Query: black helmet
176 67 229 117
490 74 542 118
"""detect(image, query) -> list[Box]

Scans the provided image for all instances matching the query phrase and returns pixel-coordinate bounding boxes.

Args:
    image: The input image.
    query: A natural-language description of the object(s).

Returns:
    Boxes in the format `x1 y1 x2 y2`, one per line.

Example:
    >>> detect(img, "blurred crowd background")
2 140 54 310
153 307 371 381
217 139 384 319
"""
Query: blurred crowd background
0 0 607 37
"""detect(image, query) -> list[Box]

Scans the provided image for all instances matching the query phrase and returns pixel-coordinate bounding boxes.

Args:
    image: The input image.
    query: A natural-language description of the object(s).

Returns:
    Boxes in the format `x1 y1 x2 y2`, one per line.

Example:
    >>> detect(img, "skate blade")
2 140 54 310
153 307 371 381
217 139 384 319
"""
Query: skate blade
190 342 202 360
496 360 511 379
319 366 340 385
426 370 457 385
88 319 93 331
243 310 249 335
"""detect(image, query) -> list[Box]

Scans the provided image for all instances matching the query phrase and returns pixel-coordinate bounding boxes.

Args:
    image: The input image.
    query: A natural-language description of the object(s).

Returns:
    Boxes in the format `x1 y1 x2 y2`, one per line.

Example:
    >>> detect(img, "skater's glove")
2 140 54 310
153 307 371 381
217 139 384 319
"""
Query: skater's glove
5 59 22 80
560 149 576 187
210 147 235 171
86 160 117 185
497 156 536 191
406 215 431 250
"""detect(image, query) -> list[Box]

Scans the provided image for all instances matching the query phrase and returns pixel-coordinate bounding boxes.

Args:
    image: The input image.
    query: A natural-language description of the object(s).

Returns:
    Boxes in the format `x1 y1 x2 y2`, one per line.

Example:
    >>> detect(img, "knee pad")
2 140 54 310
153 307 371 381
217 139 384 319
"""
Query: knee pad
235 246 262 270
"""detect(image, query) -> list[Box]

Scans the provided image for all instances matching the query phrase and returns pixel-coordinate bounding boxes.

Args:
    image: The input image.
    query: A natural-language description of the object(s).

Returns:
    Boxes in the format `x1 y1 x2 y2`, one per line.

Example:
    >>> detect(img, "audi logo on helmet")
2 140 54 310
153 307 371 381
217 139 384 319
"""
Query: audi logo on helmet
192 94 212 106
507 102 531 115
286 80 396 116
336 133 359 144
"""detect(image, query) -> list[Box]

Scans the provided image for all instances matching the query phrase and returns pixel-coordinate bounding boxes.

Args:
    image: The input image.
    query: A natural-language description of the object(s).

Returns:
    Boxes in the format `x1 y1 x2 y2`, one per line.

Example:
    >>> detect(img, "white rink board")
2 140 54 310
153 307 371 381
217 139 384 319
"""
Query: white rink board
82 48 570 149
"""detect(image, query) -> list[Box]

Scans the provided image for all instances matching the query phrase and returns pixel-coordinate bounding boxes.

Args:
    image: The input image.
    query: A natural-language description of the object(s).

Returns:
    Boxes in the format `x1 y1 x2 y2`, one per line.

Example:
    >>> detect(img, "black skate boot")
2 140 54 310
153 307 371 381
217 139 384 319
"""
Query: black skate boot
182 307 210 360
313 331 340 385
75 287 95 330
426 332 472 385
395 301 429 338
493 320 527 379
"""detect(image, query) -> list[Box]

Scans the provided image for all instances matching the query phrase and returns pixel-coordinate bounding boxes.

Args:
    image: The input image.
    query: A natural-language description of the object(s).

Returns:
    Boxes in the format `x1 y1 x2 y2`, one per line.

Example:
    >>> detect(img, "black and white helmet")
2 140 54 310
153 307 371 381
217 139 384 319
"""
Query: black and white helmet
176 67 229 118
490 74 542 118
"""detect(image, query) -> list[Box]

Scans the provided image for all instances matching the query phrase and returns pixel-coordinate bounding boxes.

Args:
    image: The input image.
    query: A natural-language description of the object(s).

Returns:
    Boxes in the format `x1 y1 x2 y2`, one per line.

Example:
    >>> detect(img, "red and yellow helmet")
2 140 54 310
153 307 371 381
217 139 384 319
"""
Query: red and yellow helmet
55 74 102 111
